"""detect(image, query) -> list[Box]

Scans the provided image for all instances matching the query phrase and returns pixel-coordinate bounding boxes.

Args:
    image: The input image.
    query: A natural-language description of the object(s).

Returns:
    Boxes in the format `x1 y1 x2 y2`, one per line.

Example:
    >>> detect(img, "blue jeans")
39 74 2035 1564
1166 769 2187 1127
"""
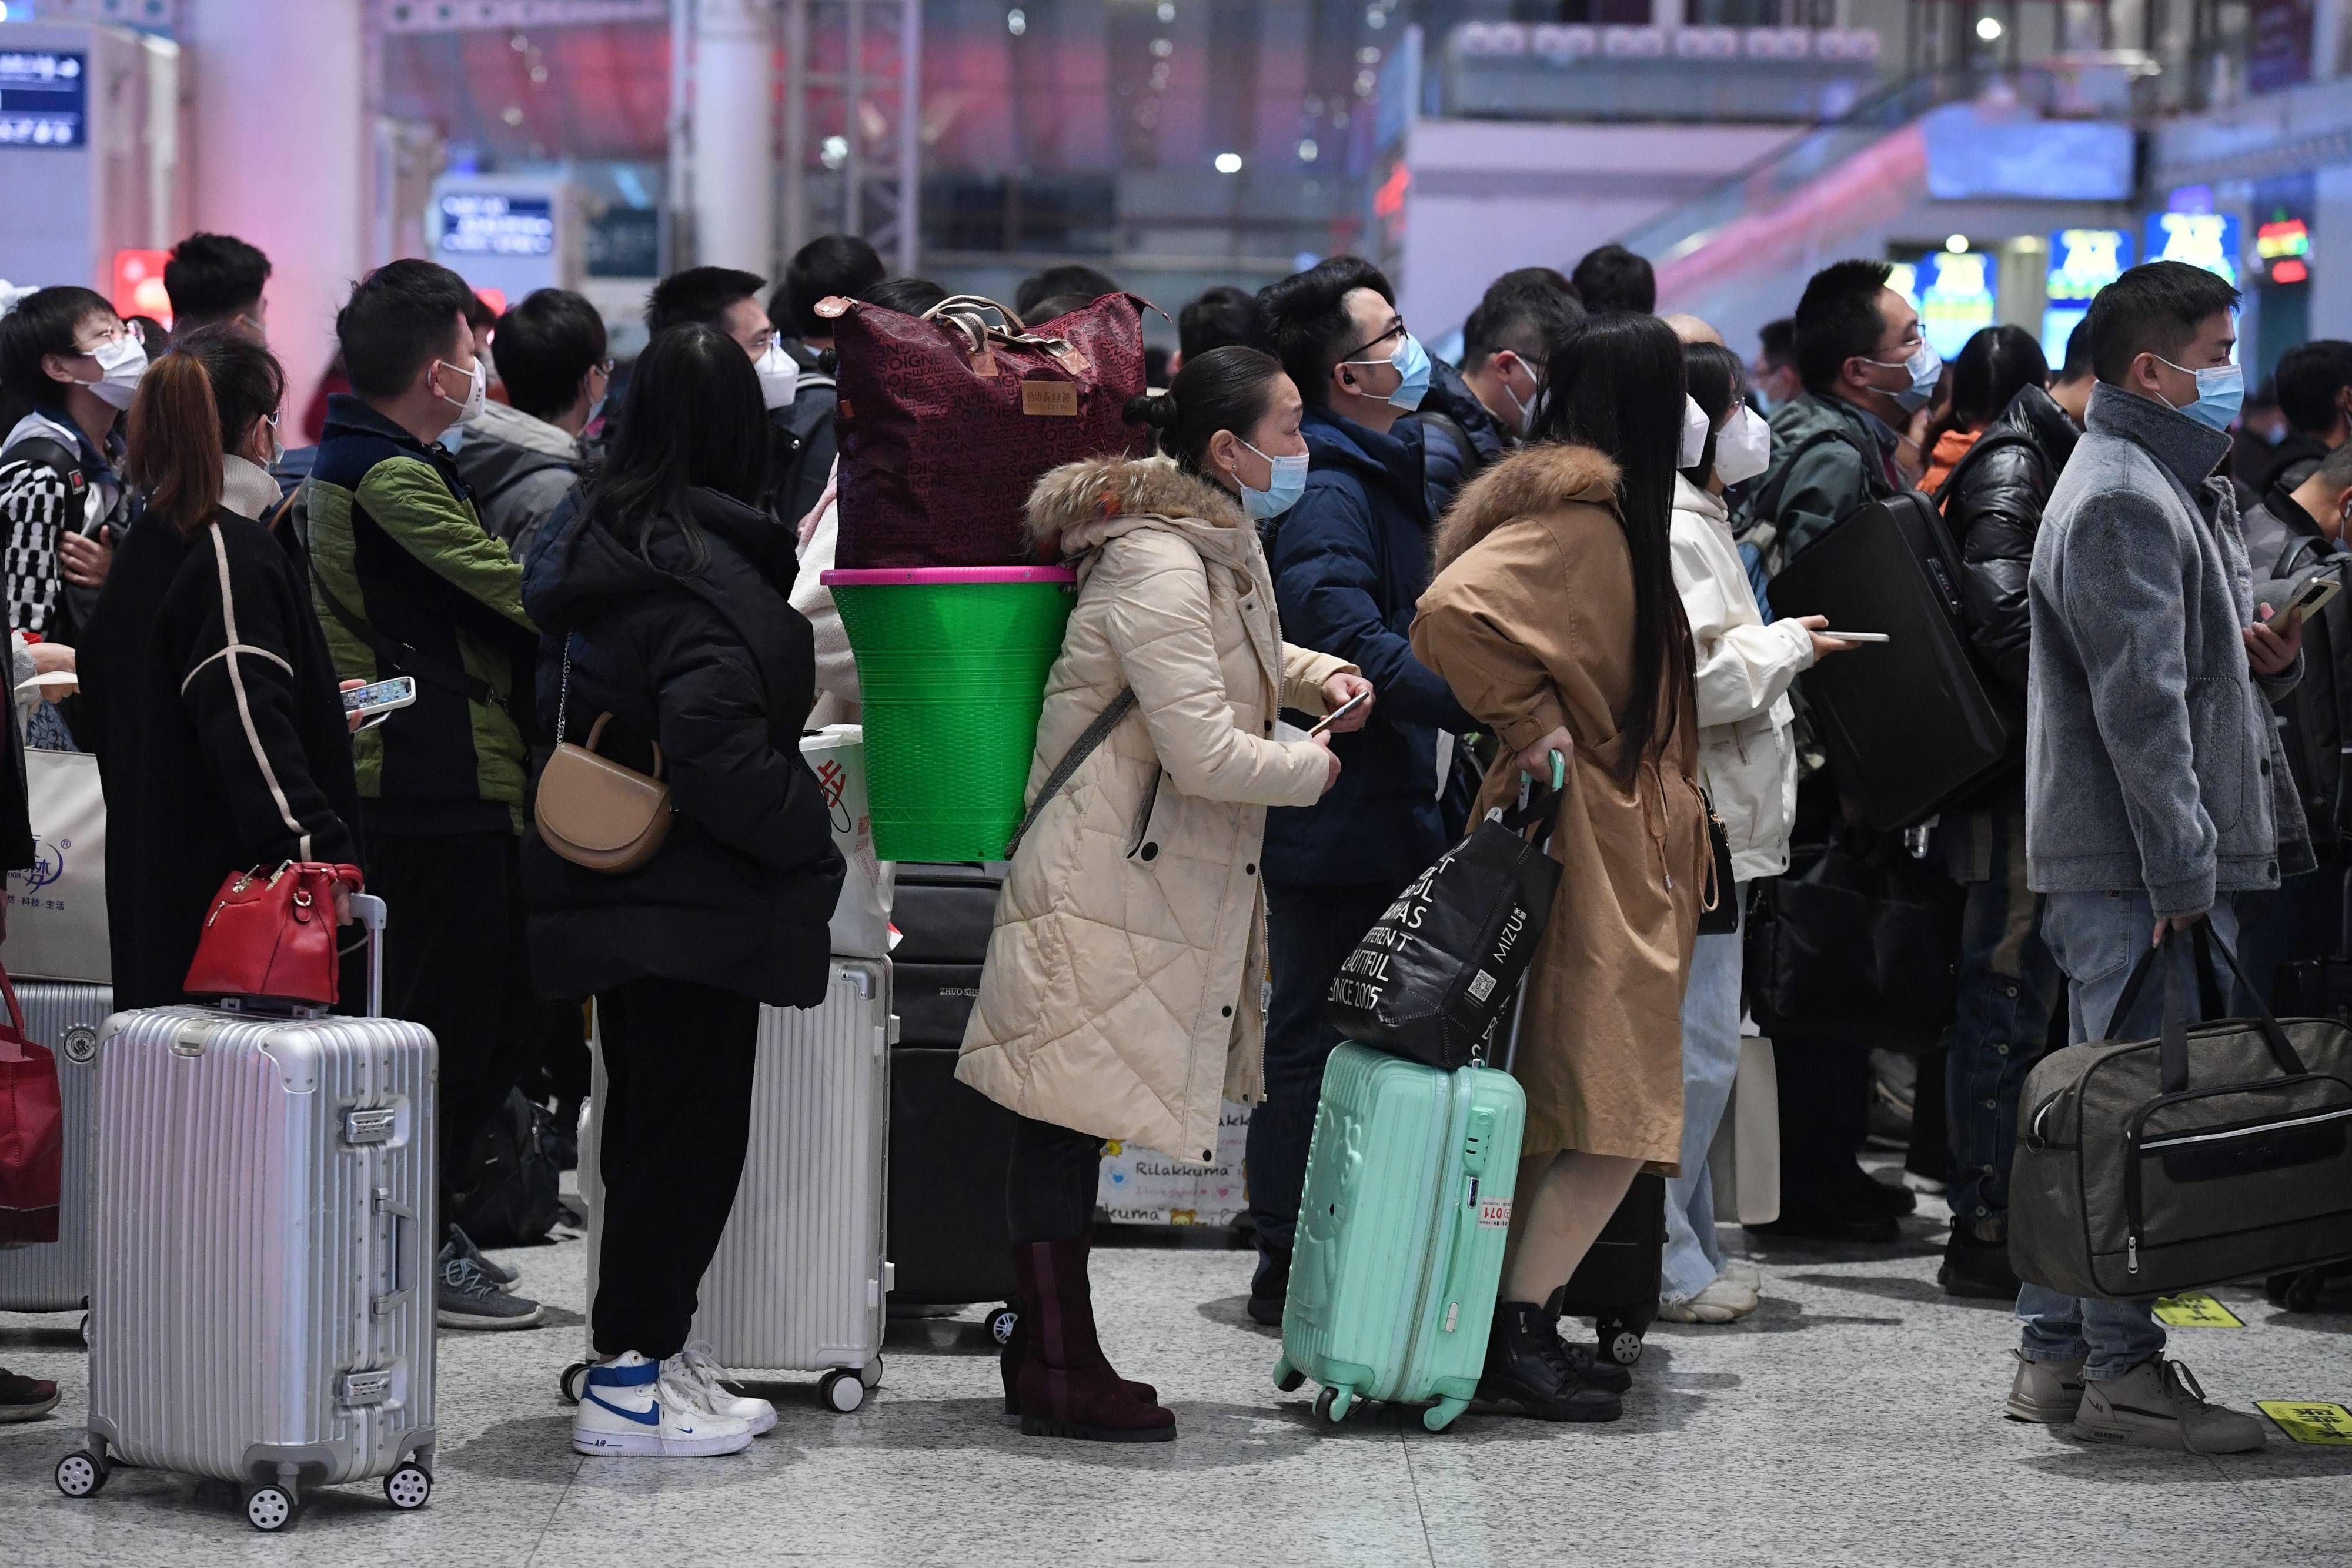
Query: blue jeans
2015 889 2240 1379
1662 900 1744 1303
1937 808 2064 1236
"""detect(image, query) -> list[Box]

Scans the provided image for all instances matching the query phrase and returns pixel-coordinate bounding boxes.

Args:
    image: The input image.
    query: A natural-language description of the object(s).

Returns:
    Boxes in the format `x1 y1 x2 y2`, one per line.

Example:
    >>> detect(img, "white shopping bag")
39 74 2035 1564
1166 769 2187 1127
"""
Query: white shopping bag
800 724 893 959
2 748 109 983
1708 1035 1780 1226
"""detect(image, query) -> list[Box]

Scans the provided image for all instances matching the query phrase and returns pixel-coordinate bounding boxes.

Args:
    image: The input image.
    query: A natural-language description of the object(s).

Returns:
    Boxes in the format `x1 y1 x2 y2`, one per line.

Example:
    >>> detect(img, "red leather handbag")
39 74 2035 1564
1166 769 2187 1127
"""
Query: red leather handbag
0 965 62 1246
183 861 365 1008
821 291 1154 569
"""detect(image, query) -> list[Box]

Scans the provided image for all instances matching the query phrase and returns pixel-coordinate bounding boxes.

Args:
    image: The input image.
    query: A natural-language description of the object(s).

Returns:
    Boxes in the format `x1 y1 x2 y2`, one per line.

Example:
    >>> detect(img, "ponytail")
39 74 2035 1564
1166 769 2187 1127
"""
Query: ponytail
126 352 223 536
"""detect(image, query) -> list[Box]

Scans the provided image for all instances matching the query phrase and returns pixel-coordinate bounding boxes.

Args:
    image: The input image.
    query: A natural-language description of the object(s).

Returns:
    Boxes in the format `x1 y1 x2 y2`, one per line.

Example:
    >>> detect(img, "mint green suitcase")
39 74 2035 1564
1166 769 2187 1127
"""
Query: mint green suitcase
1272 1041 1526 1431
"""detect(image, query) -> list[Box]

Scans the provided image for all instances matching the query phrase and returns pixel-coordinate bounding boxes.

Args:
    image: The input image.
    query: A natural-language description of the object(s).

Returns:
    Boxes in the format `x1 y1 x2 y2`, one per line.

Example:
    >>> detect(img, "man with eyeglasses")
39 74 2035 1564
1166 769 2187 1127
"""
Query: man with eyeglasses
644 266 809 530
1244 256 1483 1327
454 288 610 560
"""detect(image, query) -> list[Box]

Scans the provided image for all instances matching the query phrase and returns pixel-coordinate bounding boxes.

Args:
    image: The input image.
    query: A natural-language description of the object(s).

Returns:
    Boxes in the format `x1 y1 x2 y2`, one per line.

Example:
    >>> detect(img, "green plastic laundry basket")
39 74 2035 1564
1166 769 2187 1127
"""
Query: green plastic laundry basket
823 566 1078 863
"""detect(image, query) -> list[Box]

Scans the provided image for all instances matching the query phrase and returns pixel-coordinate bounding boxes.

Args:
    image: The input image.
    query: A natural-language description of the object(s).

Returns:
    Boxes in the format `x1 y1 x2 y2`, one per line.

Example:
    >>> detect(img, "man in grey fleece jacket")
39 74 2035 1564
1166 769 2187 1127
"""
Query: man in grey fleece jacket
2011 261 2297 1454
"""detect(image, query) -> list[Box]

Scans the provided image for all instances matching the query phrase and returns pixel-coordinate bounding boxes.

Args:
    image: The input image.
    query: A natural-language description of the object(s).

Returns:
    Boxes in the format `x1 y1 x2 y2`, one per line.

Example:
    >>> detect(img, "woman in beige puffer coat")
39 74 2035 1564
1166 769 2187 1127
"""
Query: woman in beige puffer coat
960 346 1372 1444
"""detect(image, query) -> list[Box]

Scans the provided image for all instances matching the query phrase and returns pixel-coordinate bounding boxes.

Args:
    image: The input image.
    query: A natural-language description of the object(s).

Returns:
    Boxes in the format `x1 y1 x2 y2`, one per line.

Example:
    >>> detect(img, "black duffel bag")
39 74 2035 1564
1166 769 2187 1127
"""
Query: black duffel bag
1325 783 1561 1071
448 1086 565 1247
1745 833 1961 1054
2012 925 2352 1300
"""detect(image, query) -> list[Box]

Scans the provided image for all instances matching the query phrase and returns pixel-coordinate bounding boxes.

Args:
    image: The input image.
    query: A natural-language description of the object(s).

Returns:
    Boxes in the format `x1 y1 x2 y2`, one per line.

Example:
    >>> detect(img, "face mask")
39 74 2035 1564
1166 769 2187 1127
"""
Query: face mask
1714 404 1772 486
1347 329 1431 413
754 340 797 411
1237 439 1308 521
1677 395 1712 469
586 392 608 429
263 412 286 467
1866 339 1942 413
2153 354 2246 434
1501 362 1543 435
436 356 487 422
86 334 148 412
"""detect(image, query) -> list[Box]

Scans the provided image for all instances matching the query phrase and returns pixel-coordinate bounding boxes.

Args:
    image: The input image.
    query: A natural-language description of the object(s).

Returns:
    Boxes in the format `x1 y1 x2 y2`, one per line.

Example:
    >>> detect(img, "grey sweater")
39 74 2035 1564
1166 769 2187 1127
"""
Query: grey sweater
2026 383 2299 917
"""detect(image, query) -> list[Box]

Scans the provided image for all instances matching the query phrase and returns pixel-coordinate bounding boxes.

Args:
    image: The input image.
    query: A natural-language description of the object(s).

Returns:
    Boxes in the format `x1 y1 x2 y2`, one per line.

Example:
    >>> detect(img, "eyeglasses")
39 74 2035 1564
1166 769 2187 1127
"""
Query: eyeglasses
1339 315 1406 364
595 358 616 376
72 323 129 356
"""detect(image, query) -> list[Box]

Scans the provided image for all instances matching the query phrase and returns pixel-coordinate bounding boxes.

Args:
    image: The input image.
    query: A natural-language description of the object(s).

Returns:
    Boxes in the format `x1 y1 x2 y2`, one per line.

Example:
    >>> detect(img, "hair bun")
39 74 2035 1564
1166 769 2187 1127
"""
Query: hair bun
1122 389 1178 430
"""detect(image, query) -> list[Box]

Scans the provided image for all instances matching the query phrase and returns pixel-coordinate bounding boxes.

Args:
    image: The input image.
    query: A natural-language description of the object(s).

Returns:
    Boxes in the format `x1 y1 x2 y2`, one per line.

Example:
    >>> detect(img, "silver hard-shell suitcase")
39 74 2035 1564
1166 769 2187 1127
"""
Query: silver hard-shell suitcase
0 982 110 1316
54 896 439 1533
566 958 893 1413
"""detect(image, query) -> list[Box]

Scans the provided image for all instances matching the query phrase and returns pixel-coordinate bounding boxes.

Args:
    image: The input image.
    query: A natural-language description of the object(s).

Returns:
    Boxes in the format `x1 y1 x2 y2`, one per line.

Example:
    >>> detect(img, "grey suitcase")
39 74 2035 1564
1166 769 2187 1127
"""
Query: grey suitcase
0 982 110 1315
566 957 893 1414
54 895 440 1533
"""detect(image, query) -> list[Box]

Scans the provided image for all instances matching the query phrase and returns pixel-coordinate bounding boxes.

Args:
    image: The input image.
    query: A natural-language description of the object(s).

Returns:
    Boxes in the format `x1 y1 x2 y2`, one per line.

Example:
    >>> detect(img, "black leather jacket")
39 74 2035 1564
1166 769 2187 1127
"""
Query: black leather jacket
1936 383 2081 697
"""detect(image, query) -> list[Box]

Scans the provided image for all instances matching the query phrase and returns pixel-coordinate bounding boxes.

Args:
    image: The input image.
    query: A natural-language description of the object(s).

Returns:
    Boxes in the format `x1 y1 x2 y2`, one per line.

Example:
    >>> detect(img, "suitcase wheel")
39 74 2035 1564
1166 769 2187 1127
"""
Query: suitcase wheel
988 1305 1021 1346
1423 1397 1469 1434
1598 1317 1645 1367
384 1463 432 1512
1314 1385 1355 1424
2286 1272 2323 1314
1273 1358 1305 1394
819 1368 867 1413
244 1483 296 1533
77 1313 89 1349
559 1361 589 1405
54 1450 106 1499
859 1357 884 1390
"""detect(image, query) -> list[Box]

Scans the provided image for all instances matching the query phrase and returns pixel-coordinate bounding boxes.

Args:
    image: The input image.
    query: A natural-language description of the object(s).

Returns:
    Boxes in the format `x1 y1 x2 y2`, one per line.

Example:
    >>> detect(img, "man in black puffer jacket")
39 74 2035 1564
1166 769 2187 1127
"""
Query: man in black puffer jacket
1926 376 2082 1299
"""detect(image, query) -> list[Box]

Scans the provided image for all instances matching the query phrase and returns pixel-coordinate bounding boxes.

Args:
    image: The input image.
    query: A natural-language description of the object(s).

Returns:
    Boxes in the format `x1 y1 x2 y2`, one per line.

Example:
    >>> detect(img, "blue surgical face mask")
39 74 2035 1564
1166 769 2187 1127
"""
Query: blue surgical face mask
1239 439 1308 521
1866 339 1942 413
1345 328 1431 413
2154 354 2246 433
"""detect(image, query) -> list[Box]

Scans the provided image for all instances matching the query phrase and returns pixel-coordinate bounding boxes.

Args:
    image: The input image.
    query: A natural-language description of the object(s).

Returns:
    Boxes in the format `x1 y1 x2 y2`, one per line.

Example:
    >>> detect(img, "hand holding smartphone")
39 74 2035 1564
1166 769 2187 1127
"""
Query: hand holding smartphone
1308 688 1372 738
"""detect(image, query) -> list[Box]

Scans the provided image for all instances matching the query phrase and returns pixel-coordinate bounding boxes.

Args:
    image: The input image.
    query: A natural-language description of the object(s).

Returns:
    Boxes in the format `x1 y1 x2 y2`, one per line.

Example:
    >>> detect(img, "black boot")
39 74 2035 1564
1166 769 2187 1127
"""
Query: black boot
1939 1224 2022 1300
1479 1301 1621 1422
1247 1243 1291 1326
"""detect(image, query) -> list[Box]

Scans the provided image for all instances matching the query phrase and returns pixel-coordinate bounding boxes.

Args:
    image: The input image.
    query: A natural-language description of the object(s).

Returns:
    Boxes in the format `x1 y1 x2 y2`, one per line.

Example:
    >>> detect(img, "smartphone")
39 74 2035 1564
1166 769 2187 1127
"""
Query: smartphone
1819 631 1892 644
2286 576 2342 619
341 676 417 721
1308 689 1371 737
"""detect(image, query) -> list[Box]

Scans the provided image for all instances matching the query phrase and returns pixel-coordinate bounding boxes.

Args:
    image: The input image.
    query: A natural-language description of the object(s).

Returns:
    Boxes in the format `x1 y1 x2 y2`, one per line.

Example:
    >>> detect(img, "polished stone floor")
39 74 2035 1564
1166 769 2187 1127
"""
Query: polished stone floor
3 1169 2348 1566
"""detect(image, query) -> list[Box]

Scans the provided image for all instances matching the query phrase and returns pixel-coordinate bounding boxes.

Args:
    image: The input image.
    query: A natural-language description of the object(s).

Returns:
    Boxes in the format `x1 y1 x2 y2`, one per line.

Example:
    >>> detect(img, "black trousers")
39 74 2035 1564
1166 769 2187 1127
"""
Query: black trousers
592 975 761 1359
1006 1115 1102 1245
1247 878 1405 1257
364 826 541 1208
1774 1029 1873 1207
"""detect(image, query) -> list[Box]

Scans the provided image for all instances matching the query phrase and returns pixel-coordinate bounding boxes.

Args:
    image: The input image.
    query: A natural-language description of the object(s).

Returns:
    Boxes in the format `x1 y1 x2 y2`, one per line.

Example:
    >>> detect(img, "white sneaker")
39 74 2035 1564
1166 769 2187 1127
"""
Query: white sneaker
1720 1260 1762 1289
1658 1275 1760 1323
669 1340 777 1436
572 1352 756 1457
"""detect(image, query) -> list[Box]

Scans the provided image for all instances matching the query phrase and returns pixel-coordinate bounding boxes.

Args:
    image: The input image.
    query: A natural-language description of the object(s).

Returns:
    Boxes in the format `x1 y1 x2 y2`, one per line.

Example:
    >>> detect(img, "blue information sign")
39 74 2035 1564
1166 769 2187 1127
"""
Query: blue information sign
2144 212 2242 288
437 193 557 258
0 51 86 149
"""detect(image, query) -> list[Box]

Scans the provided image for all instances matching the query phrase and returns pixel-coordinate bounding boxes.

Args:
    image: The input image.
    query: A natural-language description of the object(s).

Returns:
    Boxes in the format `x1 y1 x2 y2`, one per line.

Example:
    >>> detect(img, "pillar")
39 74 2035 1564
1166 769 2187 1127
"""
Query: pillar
693 0 779 279
180 0 370 428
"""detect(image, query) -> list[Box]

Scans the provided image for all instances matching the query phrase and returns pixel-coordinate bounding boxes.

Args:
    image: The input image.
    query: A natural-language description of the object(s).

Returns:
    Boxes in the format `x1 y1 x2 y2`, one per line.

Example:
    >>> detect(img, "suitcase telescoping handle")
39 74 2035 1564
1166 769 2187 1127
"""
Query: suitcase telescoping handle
347 893 387 1020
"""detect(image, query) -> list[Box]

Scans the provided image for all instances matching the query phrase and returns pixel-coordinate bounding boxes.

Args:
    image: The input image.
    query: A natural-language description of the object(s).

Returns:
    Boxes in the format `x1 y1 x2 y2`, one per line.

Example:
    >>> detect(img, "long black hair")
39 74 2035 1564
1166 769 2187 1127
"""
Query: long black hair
1680 340 1749 485
1123 345 1288 477
1529 311 1694 785
582 322 766 567
1922 323 2047 456
0 285 116 435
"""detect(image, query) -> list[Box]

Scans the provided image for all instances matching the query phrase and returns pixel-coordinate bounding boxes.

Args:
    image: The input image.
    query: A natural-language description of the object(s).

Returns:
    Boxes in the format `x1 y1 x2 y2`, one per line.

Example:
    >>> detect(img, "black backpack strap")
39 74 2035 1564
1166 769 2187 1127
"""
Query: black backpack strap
1752 426 1878 530
1004 689 1137 859
303 543 510 717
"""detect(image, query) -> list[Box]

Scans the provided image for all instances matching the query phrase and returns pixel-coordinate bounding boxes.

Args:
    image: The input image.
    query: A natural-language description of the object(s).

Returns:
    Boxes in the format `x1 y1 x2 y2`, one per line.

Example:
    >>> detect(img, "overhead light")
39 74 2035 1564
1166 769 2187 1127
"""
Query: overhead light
1006 8 1025 35
1158 1 1175 20
821 134 850 170
1214 152 1244 175
1976 15 2003 40
1945 233 1969 253
1298 138 1319 162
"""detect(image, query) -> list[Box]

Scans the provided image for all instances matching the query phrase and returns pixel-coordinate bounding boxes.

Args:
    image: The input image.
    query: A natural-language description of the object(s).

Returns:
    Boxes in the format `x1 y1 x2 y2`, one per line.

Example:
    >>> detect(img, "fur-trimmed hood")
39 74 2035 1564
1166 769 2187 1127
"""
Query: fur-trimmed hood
1434 441 1622 573
1024 453 1249 559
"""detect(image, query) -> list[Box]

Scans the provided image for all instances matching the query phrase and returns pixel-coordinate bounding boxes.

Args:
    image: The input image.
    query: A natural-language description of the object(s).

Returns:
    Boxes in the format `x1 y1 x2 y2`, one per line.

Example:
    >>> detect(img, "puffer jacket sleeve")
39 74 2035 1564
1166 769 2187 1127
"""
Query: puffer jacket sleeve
646 600 835 874
1101 534 1329 809
1410 517 1569 754
1671 513 1815 728
1278 642 1354 715
1947 440 2045 693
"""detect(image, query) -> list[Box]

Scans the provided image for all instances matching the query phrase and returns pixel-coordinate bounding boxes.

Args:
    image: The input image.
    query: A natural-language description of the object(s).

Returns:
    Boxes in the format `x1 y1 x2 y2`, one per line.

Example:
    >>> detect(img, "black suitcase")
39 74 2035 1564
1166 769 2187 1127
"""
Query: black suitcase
884 865 1021 1332
1770 491 2022 832
1550 1173 1664 1366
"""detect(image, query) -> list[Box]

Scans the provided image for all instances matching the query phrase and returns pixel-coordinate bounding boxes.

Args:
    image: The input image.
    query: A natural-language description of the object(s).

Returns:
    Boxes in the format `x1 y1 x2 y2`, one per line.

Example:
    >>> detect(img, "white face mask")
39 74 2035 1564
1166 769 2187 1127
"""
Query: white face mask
263 412 286 467
1677 394 1712 469
1713 404 1772 486
86 334 149 412
754 340 798 411
436 356 488 423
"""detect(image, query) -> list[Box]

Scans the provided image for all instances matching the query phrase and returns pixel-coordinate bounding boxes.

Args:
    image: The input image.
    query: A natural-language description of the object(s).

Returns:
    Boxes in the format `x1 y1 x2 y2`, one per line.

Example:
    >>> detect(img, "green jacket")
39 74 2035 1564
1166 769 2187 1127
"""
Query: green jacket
308 394 538 836
1753 392 1900 574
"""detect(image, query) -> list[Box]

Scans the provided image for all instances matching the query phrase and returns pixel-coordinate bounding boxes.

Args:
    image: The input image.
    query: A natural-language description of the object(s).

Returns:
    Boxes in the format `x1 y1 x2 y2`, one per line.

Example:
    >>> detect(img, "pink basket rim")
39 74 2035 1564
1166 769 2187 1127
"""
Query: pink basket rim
821 566 1077 586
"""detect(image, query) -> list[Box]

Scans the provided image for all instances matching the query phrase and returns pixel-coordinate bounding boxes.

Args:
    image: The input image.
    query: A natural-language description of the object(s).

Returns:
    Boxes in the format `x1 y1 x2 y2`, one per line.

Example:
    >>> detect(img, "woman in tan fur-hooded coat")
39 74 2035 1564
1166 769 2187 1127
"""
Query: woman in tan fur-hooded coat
959 347 1371 1443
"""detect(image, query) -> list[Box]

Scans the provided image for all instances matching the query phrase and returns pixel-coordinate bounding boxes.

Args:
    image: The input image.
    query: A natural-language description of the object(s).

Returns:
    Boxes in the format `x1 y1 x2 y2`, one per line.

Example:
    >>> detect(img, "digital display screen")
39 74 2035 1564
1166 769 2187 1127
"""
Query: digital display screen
0 51 86 149
437 193 557 257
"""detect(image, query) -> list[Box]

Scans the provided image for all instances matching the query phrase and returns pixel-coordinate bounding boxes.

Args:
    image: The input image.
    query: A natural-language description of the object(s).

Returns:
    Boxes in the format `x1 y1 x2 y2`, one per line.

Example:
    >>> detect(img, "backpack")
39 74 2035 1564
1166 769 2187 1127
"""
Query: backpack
1748 424 1885 579
446 1086 564 1246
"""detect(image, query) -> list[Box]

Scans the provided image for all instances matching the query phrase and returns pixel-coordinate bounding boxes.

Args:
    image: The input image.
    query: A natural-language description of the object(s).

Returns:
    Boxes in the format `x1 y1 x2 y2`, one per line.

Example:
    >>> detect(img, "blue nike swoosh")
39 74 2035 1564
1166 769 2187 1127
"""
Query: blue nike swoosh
586 1392 663 1426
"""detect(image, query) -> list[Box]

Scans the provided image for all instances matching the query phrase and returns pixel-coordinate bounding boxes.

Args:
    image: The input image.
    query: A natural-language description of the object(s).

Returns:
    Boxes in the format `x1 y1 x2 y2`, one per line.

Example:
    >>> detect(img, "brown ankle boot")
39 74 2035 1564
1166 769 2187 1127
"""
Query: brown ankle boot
1010 1238 1174 1442
1000 1312 1159 1415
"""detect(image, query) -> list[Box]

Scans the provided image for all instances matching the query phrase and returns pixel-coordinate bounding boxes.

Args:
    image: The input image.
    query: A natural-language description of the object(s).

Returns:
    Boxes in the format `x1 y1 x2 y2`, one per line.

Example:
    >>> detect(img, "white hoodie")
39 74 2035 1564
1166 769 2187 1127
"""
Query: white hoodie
1669 474 1813 882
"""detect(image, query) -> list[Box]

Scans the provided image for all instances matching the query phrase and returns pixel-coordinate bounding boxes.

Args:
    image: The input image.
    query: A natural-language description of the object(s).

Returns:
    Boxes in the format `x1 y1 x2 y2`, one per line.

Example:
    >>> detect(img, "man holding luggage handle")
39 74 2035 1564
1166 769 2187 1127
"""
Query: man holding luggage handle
2013 260 2297 1453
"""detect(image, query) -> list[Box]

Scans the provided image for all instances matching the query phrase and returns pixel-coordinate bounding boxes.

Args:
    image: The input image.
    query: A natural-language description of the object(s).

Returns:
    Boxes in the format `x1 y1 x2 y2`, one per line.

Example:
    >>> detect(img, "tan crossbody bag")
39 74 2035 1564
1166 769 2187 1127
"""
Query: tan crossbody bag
534 638 675 873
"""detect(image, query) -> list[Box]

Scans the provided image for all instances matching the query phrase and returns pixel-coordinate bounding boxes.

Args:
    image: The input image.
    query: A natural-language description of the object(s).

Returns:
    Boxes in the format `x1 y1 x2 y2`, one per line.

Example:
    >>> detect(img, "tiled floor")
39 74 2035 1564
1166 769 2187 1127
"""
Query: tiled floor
3 1173 2348 1566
